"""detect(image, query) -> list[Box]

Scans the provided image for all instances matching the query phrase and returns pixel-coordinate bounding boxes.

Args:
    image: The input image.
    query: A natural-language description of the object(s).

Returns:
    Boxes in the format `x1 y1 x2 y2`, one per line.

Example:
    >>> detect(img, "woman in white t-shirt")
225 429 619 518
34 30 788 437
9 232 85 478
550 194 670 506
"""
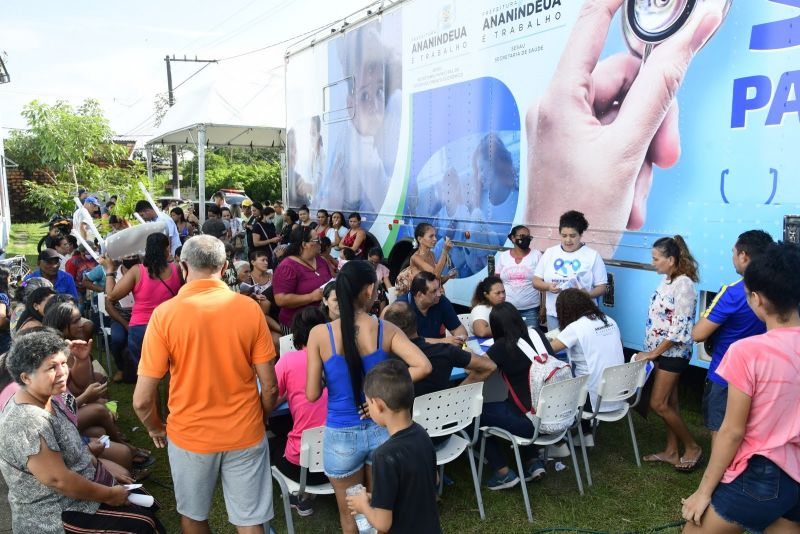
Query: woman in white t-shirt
470 276 506 337
549 289 625 429
494 225 543 329
534 210 607 332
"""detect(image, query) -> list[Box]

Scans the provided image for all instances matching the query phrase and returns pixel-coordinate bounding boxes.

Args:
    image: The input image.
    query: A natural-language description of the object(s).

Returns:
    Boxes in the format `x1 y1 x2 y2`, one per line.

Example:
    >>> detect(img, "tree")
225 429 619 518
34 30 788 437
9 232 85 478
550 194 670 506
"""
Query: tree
7 99 125 186
179 147 282 203
5 99 152 218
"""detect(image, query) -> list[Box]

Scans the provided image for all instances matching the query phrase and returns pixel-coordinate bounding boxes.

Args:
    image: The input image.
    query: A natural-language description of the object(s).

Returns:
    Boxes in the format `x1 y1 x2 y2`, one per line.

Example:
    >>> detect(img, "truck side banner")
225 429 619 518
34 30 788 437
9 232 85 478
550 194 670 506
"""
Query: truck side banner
286 0 800 359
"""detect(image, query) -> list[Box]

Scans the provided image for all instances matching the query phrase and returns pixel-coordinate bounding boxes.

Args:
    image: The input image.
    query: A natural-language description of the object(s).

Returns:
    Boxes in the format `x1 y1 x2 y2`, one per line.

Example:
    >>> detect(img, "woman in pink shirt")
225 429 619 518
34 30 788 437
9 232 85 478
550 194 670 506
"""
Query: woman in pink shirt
103 233 181 363
274 306 329 516
682 242 800 533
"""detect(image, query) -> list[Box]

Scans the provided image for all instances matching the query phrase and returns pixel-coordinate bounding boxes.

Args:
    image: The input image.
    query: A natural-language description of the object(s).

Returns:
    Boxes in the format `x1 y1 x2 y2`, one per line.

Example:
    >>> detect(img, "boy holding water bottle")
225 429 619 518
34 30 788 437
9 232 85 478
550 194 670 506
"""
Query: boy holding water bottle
345 360 441 533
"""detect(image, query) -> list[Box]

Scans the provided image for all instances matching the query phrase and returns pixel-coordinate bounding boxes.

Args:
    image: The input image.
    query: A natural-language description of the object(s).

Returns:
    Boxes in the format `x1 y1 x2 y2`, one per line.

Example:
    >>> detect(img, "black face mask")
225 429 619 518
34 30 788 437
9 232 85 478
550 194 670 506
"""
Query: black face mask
515 236 532 250
122 258 140 269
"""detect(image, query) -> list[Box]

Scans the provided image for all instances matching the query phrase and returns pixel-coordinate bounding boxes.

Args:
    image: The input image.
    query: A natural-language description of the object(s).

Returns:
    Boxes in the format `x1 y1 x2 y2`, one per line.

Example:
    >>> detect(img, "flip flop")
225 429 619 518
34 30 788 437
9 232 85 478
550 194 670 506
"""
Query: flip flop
643 453 678 465
675 452 704 473
131 467 151 482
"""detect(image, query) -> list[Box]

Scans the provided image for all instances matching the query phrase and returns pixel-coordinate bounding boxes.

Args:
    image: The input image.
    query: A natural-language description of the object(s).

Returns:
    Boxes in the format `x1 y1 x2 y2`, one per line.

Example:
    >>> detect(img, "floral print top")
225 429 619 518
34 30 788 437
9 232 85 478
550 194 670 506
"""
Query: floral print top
645 274 697 360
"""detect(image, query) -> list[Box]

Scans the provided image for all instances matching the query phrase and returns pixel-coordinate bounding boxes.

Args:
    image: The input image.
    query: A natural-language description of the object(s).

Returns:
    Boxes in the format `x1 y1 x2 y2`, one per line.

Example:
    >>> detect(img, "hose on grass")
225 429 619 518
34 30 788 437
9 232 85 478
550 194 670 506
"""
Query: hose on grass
531 519 686 534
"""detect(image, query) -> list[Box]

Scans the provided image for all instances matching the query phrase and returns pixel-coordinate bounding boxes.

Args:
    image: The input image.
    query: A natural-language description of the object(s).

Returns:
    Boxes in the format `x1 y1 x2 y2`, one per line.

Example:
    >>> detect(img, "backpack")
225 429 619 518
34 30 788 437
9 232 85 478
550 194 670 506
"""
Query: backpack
502 330 573 434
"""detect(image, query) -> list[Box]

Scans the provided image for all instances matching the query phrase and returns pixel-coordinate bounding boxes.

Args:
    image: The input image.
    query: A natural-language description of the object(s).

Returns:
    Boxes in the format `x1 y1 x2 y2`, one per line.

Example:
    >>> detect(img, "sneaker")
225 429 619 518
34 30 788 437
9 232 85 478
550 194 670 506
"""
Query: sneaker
486 470 520 490
547 442 571 458
524 460 546 482
289 493 314 517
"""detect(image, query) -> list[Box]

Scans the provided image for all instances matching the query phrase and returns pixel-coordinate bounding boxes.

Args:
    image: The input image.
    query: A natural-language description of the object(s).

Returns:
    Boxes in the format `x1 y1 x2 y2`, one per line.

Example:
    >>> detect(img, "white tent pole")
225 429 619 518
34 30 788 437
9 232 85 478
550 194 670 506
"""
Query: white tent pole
146 147 153 183
198 125 206 225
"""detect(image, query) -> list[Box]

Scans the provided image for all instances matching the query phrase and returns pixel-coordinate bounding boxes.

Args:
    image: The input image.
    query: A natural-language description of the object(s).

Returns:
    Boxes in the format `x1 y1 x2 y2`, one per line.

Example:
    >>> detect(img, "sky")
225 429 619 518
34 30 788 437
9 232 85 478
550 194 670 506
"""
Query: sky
0 0 374 139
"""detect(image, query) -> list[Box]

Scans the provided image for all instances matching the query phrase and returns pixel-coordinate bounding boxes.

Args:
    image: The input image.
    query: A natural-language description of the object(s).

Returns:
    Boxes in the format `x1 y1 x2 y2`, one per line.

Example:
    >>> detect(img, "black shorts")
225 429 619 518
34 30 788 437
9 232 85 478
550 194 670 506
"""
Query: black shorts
656 356 689 374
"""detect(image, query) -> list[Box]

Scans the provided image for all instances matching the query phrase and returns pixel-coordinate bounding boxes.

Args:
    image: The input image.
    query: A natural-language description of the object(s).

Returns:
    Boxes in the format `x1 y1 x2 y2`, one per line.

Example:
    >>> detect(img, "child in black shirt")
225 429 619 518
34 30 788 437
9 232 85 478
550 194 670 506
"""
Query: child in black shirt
345 360 442 534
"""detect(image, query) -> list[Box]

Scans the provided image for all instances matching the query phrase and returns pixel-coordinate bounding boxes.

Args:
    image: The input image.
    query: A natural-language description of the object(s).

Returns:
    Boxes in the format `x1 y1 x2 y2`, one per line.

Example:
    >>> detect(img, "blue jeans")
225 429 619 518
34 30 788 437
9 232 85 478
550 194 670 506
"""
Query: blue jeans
109 319 129 371
711 455 800 533
518 307 541 329
323 421 389 478
478 401 539 472
127 325 147 364
702 380 728 431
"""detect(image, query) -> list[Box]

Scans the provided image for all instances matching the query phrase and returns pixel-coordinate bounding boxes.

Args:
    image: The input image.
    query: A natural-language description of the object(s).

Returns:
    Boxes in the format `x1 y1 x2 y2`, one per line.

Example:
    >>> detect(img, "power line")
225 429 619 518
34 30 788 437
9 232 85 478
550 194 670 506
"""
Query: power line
173 62 214 91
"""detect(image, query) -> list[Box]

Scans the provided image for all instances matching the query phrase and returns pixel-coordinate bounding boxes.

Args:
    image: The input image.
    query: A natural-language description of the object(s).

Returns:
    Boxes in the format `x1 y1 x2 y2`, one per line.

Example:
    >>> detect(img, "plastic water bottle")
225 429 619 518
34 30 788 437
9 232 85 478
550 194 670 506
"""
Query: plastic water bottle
346 484 375 534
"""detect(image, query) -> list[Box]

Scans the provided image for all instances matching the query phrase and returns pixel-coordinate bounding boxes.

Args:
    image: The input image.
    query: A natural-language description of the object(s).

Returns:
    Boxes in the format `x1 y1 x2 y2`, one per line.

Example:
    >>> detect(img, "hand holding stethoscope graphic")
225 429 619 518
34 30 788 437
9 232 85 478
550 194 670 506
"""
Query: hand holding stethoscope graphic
623 0 732 62
525 0 730 258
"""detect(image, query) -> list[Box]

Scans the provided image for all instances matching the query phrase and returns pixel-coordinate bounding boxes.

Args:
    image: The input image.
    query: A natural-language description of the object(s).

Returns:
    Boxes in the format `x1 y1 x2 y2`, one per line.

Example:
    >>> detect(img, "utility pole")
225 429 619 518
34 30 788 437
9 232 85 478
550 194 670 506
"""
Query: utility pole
164 55 217 199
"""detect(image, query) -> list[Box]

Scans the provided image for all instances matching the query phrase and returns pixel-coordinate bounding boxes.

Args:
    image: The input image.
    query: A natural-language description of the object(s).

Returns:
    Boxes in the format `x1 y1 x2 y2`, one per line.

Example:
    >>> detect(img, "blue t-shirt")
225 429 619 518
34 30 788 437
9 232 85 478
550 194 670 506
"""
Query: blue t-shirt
703 279 766 385
399 294 461 339
24 270 79 302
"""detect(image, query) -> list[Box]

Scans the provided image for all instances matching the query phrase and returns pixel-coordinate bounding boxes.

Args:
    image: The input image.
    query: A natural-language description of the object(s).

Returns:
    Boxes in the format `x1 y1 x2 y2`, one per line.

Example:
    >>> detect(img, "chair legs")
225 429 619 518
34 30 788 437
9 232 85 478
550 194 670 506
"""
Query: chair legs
627 411 642 467
510 440 533 522
576 424 592 488
478 430 533 522
465 443 486 520
270 467 295 534
565 433 585 496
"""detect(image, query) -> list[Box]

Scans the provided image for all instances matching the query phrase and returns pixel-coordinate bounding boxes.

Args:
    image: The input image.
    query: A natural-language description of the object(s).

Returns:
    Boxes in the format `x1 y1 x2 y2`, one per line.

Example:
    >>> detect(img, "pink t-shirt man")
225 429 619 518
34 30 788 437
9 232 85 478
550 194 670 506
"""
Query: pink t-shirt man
717 326 800 484
275 348 328 465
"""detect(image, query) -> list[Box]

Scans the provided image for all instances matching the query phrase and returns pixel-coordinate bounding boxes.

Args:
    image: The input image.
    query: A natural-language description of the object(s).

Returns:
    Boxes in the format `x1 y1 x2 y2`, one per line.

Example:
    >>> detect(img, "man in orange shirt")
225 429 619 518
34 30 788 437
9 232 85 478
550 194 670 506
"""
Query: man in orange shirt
133 235 278 534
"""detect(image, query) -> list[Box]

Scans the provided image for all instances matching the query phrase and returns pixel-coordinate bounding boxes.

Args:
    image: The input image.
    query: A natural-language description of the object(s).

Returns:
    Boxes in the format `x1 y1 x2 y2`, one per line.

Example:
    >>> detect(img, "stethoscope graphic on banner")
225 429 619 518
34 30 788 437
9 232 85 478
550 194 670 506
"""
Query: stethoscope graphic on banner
622 0 732 63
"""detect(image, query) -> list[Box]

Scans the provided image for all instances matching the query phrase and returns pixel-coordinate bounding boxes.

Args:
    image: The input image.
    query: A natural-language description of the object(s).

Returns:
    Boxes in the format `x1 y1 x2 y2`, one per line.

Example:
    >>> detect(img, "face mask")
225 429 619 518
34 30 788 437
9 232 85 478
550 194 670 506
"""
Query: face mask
515 236 532 250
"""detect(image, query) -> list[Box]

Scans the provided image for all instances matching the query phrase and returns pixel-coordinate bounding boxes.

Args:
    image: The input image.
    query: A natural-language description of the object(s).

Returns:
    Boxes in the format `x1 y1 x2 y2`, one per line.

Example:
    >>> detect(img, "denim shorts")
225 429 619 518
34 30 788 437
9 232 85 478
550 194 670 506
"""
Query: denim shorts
711 455 800 533
701 380 728 431
323 422 389 479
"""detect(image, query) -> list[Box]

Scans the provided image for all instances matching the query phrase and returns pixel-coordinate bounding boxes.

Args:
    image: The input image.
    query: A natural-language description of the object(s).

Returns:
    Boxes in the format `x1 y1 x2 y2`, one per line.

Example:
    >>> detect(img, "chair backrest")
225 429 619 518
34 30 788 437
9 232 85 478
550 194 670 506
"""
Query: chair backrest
535 375 589 429
597 360 648 403
457 313 473 336
298 426 326 473
412 382 483 438
279 334 295 356
96 291 108 315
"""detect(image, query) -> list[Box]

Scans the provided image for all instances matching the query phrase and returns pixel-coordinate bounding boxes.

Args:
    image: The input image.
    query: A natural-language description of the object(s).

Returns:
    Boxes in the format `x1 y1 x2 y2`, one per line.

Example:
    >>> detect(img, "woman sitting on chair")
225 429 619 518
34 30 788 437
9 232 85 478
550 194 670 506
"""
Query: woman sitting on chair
549 289 625 442
481 303 551 490
274 307 330 516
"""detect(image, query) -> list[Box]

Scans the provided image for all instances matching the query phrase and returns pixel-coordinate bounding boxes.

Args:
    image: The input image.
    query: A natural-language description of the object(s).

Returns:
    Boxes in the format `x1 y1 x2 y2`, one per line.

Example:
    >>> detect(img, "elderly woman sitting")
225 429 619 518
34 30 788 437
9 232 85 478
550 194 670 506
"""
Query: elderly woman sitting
0 329 165 533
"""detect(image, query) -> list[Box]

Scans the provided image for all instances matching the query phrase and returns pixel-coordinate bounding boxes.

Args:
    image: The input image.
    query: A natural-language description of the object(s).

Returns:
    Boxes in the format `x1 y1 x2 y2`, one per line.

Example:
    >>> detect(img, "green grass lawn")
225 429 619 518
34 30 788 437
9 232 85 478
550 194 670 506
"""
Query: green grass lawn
7 221 706 532
107 376 708 534
6 221 44 268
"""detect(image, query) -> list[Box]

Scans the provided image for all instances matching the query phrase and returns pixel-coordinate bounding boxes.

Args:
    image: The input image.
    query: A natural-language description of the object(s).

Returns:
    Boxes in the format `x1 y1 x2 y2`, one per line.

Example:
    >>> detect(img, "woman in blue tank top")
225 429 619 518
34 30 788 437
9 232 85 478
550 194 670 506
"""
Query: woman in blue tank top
307 260 431 534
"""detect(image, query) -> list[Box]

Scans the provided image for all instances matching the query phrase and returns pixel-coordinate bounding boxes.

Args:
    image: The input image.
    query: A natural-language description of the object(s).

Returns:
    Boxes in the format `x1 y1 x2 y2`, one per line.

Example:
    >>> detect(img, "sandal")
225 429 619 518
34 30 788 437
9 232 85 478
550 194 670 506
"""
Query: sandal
132 448 156 468
675 451 703 473
131 467 151 482
643 453 678 465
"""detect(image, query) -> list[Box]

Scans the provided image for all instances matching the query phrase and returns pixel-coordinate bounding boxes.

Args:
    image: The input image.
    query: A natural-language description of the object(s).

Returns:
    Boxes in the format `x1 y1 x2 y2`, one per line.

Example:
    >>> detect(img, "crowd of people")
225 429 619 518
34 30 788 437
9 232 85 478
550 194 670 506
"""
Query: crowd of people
1 193 798 534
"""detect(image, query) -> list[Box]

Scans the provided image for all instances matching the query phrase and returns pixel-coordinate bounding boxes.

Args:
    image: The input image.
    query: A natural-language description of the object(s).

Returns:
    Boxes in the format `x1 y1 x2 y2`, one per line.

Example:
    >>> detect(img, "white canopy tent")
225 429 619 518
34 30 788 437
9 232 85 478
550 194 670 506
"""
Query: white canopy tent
145 61 285 223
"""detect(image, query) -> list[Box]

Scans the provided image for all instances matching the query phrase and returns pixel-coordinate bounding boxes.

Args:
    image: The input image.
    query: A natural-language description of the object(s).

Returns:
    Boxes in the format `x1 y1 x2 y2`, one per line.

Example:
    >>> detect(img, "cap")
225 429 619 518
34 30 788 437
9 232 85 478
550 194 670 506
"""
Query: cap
242 199 253 207
38 248 61 261
85 196 100 206
78 188 87 195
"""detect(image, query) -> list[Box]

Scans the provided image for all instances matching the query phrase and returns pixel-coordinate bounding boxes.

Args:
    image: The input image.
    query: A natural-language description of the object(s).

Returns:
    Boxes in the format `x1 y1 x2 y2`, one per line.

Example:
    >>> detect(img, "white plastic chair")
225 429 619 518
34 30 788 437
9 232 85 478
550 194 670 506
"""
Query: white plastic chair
478 374 589 522
271 426 333 534
412 382 485 519
579 359 649 486
279 334 295 356
457 313 474 337
386 286 398 305
94 292 114 376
